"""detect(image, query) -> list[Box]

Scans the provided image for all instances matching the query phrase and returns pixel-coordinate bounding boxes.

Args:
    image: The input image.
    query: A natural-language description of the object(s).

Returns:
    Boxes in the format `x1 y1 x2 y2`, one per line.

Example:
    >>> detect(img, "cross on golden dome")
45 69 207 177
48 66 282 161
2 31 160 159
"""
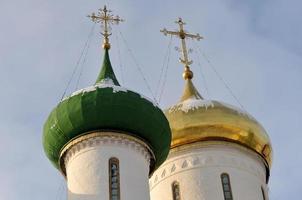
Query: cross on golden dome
88 5 124 49
161 18 203 80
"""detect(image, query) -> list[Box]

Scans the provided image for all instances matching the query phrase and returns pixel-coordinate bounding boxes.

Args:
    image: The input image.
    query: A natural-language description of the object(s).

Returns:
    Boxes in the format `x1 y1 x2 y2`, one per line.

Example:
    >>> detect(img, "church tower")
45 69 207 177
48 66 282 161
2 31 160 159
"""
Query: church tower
150 18 272 200
42 6 171 200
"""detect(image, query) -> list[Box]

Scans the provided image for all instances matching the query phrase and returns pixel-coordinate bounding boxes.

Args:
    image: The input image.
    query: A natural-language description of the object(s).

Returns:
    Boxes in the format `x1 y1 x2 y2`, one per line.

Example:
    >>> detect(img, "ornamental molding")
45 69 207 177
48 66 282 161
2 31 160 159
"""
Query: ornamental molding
60 132 153 173
149 145 266 189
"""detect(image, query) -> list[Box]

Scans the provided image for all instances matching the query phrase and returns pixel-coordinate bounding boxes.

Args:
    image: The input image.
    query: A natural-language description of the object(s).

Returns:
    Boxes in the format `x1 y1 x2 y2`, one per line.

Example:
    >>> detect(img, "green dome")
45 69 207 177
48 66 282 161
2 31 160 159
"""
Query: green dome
43 49 171 174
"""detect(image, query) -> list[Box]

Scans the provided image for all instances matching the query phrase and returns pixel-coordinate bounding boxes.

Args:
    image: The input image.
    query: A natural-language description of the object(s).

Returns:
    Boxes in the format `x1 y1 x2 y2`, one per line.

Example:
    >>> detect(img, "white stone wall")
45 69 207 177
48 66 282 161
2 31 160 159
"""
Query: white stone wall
150 142 269 200
63 132 151 200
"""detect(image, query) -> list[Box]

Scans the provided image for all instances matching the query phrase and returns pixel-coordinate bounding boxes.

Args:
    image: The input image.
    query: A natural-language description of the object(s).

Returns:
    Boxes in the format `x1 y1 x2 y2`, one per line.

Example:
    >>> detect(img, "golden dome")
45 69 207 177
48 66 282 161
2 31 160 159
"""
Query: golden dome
164 79 272 169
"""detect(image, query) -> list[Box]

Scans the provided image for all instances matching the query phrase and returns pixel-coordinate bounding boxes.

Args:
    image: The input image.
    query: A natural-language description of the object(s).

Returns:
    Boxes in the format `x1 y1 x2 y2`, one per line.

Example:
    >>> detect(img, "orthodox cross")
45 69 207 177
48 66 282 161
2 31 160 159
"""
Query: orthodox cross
161 18 203 79
88 5 124 49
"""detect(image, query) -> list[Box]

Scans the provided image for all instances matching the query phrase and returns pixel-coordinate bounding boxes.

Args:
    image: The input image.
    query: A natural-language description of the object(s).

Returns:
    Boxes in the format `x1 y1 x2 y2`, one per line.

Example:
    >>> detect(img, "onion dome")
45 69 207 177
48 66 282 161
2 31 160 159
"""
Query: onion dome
43 49 171 174
165 79 272 179
161 16 272 181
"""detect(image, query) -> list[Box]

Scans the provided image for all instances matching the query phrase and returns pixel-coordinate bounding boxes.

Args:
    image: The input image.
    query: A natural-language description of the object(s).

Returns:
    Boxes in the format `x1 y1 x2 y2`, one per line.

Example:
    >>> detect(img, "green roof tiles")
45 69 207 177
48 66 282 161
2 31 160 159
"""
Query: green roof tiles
43 49 171 174
95 49 120 85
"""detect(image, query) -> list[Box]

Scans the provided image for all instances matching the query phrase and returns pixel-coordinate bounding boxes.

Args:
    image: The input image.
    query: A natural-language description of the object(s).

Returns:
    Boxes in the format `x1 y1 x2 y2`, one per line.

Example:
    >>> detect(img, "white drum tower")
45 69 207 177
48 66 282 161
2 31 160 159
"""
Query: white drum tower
150 18 272 200
43 6 171 200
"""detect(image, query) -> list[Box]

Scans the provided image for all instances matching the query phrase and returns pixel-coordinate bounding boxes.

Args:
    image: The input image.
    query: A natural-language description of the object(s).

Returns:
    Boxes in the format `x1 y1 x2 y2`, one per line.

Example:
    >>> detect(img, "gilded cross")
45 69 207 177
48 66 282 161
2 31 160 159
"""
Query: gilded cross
161 18 203 79
88 5 124 49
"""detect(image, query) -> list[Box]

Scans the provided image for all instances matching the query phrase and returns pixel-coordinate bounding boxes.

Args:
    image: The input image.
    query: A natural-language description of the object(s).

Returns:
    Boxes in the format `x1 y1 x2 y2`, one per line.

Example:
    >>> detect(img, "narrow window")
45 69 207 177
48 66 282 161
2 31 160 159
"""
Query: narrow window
109 158 120 200
261 186 266 200
221 173 233 200
172 181 181 200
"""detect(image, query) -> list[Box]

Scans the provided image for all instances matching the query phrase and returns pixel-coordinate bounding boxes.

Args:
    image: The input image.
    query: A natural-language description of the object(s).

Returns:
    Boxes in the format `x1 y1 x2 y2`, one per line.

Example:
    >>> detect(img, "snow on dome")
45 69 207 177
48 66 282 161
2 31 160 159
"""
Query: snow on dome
169 97 214 113
61 78 128 102
219 102 256 120
98 77 115 85
60 78 157 109
95 78 128 93
139 94 159 107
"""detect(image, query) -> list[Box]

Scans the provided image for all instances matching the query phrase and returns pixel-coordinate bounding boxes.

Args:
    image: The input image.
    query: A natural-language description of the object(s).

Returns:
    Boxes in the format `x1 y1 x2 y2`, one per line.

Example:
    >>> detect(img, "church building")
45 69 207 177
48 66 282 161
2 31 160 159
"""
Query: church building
42 6 273 200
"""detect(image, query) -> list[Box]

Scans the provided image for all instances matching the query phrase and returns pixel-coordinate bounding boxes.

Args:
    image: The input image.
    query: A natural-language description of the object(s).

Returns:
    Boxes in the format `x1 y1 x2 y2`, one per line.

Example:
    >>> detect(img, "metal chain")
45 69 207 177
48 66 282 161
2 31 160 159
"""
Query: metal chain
156 35 172 99
119 31 158 104
158 35 173 103
75 24 96 90
194 42 246 111
115 32 125 85
60 23 96 101
192 42 210 99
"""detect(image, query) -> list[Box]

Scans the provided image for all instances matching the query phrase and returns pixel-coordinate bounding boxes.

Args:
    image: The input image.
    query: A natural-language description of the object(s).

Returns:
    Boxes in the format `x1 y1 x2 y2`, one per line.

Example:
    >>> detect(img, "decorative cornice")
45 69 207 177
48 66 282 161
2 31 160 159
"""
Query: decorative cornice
170 140 268 165
149 142 266 189
60 131 154 176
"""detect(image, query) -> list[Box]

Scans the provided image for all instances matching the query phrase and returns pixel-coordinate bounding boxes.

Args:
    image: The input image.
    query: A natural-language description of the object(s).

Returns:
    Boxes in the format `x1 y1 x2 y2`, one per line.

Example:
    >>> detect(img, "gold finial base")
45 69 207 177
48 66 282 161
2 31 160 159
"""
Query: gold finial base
183 66 193 80
102 38 111 49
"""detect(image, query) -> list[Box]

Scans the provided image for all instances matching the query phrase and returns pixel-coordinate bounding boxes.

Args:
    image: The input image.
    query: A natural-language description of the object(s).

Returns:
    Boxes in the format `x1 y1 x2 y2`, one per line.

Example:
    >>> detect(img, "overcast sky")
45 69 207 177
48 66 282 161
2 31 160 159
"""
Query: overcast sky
0 0 301 199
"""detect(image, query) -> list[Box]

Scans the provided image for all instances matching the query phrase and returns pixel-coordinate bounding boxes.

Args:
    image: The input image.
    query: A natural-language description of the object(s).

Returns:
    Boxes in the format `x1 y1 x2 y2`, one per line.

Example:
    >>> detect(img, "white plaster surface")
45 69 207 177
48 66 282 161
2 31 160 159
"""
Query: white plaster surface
150 143 269 200
64 132 151 200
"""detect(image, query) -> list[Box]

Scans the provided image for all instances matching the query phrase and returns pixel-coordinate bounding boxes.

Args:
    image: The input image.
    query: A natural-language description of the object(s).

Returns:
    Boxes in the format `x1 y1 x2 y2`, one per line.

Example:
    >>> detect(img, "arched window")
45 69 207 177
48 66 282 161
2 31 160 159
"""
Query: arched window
261 186 266 200
221 173 233 200
172 181 181 200
109 158 120 200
